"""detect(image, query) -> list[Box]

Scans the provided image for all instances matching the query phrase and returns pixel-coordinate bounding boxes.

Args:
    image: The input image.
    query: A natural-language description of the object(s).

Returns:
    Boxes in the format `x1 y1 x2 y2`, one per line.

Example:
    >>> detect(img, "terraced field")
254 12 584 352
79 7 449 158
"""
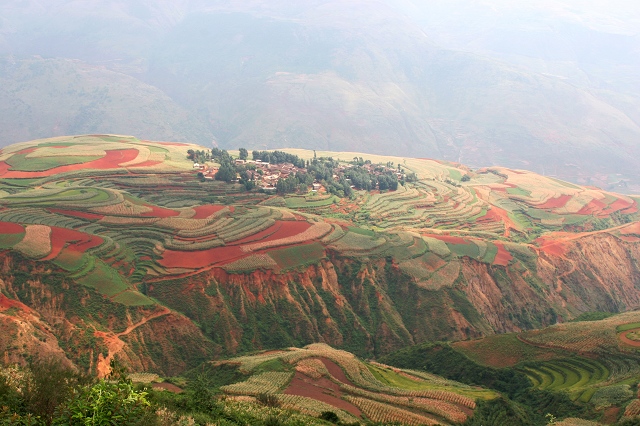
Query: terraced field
453 311 640 412
1 135 639 306
214 343 496 425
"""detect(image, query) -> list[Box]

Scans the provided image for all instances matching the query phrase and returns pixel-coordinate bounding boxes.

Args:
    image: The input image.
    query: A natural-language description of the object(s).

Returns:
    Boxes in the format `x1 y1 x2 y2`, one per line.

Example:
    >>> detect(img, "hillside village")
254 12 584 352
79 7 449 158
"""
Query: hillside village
189 148 410 195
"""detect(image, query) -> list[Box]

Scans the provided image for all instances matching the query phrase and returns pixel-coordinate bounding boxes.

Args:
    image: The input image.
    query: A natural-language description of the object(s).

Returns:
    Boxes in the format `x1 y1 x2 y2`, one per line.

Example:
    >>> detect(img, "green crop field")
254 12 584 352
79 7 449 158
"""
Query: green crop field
4 154 103 171
268 242 325 270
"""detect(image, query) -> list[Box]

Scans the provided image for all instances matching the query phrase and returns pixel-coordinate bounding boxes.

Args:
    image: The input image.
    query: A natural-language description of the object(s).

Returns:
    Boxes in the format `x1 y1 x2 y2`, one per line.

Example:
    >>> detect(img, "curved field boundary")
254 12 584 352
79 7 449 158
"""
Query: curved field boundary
0 149 140 178
618 328 640 347
520 357 610 402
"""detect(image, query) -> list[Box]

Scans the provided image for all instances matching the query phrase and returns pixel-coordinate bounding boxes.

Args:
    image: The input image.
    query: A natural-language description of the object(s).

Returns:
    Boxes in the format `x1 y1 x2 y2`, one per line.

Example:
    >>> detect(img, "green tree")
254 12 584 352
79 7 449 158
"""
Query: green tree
215 162 236 183
238 148 248 160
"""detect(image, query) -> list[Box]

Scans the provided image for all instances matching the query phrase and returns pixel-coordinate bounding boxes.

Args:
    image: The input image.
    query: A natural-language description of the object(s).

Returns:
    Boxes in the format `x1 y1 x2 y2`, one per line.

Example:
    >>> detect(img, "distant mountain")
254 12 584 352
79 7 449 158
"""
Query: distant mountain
1 1 639 191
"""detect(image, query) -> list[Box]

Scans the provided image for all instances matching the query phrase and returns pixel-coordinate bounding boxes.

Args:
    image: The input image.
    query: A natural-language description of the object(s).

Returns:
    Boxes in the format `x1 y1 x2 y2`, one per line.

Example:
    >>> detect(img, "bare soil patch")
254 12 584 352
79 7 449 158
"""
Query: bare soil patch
283 371 362 417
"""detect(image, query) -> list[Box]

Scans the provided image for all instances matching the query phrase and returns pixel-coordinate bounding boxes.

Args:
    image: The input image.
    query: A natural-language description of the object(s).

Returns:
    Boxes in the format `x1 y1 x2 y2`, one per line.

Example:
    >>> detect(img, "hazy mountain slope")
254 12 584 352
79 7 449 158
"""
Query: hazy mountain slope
1 1 639 189
0 57 214 145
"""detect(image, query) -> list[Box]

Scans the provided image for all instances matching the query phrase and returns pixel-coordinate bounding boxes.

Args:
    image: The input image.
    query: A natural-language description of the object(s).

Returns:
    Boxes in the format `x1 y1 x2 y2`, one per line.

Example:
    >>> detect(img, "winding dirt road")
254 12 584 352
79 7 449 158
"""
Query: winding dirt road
94 307 171 377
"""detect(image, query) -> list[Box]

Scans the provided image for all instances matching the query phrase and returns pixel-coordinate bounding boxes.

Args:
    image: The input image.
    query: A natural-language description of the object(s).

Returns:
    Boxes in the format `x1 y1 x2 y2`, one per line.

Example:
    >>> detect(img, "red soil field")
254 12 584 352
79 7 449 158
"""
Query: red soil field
0 162 11 175
578 198 608 216
620 222 640 235
493 242 513 266
283 371 362 417
536 194 572 210
47 208 104 220
159 245 246 269
231 222 282 245
15 148 36 155
139 205 180 218
0 221 25 234
424 234 469 245
535 239 568 257
266 221 313 241
0 149 140 178
318 357 356 386
191 204 227 219
606 197 637 214
42 227 104 261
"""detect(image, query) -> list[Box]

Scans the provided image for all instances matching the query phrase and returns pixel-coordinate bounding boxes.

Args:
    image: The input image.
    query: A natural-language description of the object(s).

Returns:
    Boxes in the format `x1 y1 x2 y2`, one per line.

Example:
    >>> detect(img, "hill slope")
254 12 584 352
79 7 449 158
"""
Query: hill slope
1 135 640 378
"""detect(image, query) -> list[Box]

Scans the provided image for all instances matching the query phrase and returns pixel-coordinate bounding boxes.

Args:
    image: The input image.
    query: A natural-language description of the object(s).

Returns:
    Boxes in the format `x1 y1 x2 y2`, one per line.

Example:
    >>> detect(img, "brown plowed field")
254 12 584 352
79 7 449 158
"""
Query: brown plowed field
283 372 362 417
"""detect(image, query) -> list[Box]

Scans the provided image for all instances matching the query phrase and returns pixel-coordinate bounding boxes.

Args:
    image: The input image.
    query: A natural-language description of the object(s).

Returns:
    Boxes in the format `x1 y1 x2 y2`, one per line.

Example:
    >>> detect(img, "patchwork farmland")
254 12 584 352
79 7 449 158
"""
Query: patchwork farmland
2 135 640 423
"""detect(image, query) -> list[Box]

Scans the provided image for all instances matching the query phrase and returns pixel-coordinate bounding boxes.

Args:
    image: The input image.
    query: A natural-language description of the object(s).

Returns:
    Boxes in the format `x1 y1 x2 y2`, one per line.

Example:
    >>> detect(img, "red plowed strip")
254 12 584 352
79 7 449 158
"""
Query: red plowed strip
231 222 282 245
0 222 25 234
619 329 640 347
159 245 246 269
493 242 513 266
620 222 640 235
318 357 356 386
283 371 362 417
192 204 227 219
0 162 11 176
537 194 572 210
606 197 635 214
577 198 608 216
139 205 180 218
0 149 139 178
42 227 104 261
262 221 312 242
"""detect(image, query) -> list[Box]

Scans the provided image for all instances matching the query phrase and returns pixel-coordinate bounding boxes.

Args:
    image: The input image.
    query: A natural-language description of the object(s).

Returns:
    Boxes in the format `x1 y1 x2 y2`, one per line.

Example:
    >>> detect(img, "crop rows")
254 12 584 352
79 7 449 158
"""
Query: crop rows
328 231 387 254
521 358 610 402
0 208 86 228
345 396 440 425
624 399 640 418
342 384 468 423
294 358 329 379
222 254 278 273
218 218 276 243
242 222 332 252
13 224 51 258
221 372 293 395
276 395 359 424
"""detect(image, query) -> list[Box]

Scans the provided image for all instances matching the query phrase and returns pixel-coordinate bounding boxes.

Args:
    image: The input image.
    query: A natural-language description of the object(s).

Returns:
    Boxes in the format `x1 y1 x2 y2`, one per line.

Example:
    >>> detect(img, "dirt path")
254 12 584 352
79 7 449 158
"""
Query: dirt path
555 256 577 296
94 307 171 378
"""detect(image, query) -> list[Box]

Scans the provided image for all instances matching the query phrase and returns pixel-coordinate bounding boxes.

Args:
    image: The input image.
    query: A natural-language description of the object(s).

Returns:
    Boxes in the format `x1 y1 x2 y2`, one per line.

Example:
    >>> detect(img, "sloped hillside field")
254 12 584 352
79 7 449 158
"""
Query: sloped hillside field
2 135 640 423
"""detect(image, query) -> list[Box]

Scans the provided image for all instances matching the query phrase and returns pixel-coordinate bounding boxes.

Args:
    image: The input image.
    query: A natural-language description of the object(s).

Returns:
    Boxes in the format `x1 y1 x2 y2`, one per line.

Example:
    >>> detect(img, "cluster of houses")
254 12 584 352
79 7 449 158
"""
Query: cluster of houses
193 159 315 192
192 157 406 192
